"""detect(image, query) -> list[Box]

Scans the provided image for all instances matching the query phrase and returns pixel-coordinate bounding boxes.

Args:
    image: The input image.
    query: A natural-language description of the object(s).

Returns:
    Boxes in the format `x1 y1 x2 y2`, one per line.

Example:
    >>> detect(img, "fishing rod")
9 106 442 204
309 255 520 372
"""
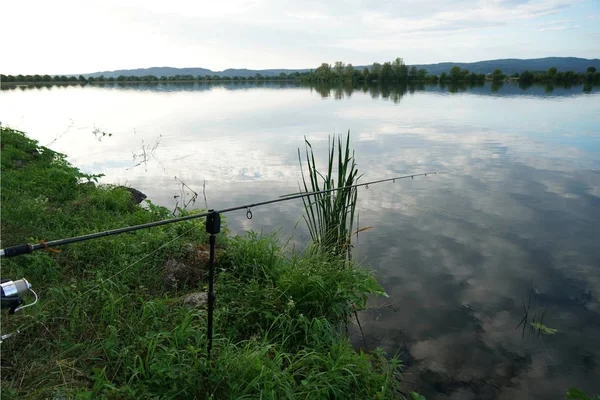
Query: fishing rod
0 172 435 258
0 171 436 355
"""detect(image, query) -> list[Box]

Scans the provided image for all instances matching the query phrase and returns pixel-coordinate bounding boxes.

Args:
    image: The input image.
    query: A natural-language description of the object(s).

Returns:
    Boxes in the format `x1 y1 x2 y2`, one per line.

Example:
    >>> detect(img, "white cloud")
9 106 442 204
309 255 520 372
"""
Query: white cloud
539 24 582 31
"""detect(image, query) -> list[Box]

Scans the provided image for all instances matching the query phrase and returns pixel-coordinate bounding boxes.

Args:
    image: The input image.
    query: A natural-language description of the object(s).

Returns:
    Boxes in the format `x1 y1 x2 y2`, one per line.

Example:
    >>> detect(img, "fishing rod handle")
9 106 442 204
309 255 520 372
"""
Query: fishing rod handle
1 244 34 258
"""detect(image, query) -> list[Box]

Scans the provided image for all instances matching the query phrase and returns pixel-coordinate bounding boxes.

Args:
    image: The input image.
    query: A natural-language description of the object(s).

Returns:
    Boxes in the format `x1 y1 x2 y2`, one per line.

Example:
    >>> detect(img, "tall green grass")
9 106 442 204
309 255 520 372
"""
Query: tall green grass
298 131 362 258
0 126 402 399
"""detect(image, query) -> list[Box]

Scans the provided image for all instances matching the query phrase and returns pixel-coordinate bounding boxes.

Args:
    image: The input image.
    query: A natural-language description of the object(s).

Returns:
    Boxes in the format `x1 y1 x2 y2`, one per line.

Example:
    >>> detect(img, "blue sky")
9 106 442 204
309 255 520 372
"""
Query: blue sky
2 0 599 74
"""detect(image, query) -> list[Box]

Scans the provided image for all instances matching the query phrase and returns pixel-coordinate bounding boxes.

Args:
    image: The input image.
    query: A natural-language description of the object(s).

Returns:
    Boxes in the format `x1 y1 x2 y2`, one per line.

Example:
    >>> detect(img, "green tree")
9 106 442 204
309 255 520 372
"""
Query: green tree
564 70 575 82
408 66 418 82
584 67 598 83
333 61 345 79
391 57 408 82
279 72 287 80
380 62 392 82
78 75 86 82
492 69 505 82
369 62 381 82
519 70 534 84
440 72 448 82
449 66 462 82
315 63 332 82
344 64 355 81
362 67 369 81
547 67 557 77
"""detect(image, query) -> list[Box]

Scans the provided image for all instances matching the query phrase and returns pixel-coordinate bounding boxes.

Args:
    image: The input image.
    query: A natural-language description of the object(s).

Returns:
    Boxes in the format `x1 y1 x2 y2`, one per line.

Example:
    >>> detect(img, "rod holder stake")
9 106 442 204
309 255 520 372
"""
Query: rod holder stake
206 210 220 361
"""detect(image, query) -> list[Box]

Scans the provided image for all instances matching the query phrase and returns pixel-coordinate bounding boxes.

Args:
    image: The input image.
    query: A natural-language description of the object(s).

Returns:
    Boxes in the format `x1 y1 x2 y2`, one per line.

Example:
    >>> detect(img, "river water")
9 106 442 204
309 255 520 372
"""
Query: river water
1 82 599 399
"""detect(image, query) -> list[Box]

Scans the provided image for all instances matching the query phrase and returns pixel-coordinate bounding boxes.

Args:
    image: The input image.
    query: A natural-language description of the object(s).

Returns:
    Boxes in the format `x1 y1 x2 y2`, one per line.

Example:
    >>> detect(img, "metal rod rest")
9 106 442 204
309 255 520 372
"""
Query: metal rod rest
205 210 221 360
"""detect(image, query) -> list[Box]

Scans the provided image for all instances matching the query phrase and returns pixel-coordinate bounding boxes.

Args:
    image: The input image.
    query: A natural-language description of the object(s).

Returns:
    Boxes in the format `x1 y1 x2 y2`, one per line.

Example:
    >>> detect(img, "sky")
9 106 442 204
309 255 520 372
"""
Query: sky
1 0 599 75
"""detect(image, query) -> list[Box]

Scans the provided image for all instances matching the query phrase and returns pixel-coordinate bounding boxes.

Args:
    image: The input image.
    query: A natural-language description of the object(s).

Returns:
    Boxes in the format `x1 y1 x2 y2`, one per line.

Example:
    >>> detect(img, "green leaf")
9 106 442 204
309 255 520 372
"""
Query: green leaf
566 387 590 400
531 322 557 335
410 392 427 400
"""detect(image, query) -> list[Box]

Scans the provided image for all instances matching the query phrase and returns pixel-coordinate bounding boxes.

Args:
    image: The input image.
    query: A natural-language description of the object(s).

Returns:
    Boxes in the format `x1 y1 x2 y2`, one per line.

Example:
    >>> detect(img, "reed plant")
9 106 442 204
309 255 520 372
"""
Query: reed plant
298 131 362 258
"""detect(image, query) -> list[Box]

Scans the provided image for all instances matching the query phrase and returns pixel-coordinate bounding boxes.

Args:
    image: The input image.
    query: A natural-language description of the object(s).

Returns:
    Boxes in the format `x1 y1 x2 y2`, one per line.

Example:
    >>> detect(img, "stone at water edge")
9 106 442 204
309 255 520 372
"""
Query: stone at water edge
116 186 147 204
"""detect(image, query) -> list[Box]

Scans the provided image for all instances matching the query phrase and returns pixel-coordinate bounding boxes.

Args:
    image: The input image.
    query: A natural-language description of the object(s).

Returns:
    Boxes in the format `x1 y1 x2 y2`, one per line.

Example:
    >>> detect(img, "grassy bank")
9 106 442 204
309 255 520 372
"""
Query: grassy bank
0 126 402 399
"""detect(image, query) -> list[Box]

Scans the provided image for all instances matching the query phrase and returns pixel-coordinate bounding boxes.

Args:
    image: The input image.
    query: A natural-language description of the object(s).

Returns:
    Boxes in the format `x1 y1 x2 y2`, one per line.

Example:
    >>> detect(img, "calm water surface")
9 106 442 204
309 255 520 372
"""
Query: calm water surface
2 82 599 399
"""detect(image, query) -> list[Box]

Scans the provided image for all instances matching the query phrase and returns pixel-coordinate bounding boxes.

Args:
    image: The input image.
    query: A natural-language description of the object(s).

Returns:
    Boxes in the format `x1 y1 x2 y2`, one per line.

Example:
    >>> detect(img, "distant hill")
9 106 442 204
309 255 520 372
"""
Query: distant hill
83 67 310 78
83 67 213 78
83 57 600 78
409 57 600 75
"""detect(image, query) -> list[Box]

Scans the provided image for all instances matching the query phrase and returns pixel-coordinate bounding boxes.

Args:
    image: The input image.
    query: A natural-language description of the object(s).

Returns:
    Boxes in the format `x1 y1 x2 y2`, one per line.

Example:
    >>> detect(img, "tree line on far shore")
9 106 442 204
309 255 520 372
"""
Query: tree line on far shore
517 67 599 84
302 58 599 85
2 59 598 85
0 73 304 83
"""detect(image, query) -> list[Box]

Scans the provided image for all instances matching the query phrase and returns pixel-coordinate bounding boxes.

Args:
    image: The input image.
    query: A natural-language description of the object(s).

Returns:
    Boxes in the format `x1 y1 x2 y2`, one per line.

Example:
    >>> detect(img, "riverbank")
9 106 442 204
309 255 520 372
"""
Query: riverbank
0 126 401 398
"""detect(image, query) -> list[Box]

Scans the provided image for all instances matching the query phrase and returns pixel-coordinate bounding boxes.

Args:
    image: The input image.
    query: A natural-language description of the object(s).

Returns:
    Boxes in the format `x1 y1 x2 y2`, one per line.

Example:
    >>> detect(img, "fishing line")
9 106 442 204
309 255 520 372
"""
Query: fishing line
1 171 437 356
0 172 436 257
67 225 199 307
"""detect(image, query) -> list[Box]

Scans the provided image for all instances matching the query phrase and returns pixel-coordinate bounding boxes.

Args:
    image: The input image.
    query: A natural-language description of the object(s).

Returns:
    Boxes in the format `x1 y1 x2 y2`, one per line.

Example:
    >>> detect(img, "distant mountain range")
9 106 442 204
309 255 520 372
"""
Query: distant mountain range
408 57 600 75
83 57 600 78
83 67 308 78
